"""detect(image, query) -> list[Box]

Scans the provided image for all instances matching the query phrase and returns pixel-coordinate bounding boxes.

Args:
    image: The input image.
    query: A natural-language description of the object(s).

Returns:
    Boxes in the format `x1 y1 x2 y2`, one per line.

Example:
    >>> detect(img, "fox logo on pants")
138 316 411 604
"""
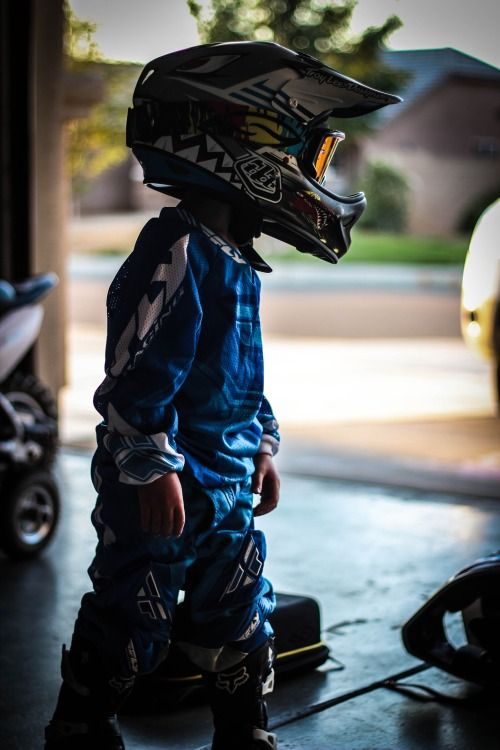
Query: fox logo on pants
215 666 249 694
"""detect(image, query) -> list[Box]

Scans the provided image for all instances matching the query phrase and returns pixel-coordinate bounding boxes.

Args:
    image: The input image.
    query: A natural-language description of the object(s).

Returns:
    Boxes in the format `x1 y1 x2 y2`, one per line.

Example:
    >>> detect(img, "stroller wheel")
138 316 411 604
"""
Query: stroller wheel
0 470 60 559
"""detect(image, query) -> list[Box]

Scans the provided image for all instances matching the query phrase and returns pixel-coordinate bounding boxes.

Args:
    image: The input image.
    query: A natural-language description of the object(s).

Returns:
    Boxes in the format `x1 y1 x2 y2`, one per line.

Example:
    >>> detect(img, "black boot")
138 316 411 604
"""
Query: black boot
44 634 135 749
205 639 278 750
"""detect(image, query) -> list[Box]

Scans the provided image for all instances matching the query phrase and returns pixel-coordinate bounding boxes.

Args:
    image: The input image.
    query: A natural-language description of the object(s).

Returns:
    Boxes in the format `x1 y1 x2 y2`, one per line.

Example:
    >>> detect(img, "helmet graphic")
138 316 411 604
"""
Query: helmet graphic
127 41 401 264
402 552 500 687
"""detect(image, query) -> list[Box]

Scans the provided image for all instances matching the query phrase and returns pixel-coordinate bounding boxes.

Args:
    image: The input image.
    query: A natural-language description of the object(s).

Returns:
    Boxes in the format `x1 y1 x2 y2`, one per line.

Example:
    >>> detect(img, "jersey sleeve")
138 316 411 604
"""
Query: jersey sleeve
256 395 280 456
94 229 203 485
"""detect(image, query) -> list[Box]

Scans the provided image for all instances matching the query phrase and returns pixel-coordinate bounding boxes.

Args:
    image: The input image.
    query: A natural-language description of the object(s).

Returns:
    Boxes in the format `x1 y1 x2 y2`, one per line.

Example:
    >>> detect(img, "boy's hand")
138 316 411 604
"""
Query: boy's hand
252 453 280 516
138 472 185 537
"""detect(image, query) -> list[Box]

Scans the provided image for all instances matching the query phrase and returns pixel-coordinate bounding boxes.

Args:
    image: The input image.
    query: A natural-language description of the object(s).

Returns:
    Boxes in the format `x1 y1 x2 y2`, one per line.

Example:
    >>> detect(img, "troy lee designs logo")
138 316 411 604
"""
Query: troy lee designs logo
234 154 282 203
304 68 388 100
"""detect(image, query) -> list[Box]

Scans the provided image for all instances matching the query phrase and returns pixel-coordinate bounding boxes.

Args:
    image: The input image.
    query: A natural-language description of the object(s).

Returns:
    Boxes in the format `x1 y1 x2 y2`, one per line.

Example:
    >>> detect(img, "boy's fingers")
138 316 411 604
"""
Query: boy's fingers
263 476 280 503
161 506 173 537
173 506 185 538
151 506 163 536
252 470 263 494
253 497 278 516
254 476 280 516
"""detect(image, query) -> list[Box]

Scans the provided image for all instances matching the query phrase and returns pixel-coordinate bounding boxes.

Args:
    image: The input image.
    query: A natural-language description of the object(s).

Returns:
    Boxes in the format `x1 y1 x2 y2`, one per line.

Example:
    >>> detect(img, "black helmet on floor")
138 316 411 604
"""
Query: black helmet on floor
126 41 400 263
402 552 500 687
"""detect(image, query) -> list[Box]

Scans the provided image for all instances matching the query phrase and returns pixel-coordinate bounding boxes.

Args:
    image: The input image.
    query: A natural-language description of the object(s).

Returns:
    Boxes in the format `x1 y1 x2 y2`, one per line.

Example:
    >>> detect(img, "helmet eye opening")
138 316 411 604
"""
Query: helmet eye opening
302 129 345 184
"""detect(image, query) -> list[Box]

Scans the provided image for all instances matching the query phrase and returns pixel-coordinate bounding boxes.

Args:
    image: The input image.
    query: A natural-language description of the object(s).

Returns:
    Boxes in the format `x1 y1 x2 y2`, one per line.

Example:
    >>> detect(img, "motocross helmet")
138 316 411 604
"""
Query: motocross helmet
402 552 500 687
126 41 401 264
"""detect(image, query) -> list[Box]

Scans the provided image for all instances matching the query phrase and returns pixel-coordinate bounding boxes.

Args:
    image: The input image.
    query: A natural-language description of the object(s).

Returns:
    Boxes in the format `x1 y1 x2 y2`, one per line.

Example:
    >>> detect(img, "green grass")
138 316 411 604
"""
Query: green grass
90 247 130 256
82 231 470 266
266 231 469 265
347 231 469 264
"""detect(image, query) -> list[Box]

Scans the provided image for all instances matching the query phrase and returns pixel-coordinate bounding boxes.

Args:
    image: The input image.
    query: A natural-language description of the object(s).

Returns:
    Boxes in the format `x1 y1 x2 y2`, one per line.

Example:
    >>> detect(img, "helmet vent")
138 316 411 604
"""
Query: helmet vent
176 54 241 75
141 69 156 86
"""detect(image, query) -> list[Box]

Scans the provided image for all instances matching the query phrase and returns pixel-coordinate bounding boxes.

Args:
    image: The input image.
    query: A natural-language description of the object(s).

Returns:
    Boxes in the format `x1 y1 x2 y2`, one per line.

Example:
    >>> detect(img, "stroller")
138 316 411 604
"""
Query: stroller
0 273 60 559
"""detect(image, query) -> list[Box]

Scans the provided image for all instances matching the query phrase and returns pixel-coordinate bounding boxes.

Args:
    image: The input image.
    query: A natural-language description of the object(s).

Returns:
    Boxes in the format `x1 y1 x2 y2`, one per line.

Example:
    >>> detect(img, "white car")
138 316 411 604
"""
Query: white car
461 198 500 408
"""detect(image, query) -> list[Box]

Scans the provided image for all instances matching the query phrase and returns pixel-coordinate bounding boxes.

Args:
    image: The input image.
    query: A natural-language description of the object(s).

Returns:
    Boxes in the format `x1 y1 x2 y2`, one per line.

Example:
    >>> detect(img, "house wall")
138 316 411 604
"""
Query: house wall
77 159 132 214
363 76 500 235
78 154 172 214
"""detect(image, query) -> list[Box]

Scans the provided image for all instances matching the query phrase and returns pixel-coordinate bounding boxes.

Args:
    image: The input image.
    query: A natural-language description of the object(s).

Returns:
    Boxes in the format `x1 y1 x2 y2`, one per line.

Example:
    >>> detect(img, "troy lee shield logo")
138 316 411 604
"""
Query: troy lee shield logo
234 154 282 203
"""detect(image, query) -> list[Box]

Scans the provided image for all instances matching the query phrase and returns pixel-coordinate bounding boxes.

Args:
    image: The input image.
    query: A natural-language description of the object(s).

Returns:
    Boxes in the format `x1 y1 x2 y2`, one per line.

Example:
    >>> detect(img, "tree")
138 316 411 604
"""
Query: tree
64 2 139 203
188 0 404 85
358 162 409 232
188 0 407 139
64 1 101 62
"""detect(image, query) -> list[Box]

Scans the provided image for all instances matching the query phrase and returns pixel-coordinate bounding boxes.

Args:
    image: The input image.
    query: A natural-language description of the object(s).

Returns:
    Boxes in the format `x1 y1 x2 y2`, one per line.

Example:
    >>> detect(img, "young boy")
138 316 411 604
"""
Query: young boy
45 41 399 750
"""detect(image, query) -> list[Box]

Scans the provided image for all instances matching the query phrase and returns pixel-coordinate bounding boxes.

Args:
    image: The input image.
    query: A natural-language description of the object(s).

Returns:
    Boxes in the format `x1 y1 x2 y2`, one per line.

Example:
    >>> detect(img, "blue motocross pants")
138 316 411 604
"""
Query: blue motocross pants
73 473 275 680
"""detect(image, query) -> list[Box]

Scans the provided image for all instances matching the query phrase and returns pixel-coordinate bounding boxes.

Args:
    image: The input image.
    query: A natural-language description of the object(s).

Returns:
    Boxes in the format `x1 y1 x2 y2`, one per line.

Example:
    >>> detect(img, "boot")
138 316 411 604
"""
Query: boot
205 639 278 750
44 634 135 749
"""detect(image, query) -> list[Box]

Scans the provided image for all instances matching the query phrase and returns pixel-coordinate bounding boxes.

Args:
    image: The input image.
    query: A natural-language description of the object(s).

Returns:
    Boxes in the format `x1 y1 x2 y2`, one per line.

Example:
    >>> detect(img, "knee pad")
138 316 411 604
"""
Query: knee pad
218 529 275 648
79 560 182 676
185 529 275 651
212 529 272 613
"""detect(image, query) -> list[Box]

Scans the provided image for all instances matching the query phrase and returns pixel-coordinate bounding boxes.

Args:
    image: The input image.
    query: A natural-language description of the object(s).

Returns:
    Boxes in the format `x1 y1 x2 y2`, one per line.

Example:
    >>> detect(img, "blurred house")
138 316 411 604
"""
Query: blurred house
78 48 500 239
362 48 500 236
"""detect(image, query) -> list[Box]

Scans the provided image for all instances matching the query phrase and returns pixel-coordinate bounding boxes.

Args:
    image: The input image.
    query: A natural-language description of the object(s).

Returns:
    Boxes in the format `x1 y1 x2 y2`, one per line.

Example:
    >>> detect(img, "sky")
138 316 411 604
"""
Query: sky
71 0 500 69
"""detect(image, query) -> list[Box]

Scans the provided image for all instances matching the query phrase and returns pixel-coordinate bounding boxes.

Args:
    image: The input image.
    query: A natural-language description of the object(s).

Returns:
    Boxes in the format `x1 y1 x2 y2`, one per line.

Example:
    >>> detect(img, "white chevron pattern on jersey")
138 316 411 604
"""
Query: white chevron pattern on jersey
108 233 189 379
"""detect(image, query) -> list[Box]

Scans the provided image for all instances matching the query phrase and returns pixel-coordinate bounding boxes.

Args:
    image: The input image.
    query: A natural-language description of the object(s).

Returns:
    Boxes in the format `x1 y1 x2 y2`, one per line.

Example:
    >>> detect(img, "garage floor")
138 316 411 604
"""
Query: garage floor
1 450 499 749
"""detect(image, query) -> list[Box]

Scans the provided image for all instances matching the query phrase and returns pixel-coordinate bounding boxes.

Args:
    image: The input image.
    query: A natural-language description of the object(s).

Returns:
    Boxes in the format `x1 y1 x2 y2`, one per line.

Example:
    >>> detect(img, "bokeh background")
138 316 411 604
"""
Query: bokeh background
54 0 500 491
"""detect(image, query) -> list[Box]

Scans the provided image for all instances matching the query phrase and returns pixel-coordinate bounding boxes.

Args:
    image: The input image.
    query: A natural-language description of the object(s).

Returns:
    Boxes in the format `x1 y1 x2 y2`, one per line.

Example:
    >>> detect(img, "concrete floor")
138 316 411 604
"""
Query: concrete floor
1 451 499 749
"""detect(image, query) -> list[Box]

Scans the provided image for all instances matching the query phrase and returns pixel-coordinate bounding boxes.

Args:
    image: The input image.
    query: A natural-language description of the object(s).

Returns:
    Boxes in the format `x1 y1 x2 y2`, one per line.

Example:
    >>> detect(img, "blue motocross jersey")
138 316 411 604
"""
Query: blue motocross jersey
92 205 280 489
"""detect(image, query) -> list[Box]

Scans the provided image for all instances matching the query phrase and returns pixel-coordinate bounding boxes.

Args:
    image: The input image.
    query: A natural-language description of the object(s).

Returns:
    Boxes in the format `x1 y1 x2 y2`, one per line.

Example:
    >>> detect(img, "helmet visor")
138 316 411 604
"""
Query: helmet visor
310 130 345 184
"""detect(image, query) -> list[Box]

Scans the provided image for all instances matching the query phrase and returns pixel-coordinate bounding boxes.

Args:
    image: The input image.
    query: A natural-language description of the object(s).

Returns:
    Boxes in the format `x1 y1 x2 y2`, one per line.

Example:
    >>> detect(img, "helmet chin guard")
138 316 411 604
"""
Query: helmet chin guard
402 552 500 688
127 41 401 263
